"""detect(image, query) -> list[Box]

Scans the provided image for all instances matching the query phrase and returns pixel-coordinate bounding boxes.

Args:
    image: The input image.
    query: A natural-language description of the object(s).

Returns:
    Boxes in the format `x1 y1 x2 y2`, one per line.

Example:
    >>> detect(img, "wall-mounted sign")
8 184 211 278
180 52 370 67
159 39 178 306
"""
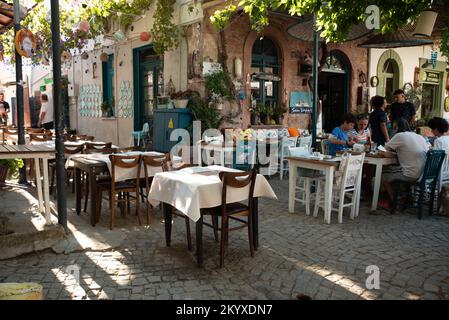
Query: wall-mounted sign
290 91 312 114
44 78 53 85
15 29 36 57
39 85 46 92
422 71 440 83
202 62 222 76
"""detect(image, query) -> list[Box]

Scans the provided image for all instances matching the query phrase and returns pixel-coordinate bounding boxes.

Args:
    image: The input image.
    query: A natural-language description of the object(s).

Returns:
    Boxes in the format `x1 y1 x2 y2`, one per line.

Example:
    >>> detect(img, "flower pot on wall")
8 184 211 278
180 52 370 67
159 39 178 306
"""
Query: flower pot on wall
173 99 189 108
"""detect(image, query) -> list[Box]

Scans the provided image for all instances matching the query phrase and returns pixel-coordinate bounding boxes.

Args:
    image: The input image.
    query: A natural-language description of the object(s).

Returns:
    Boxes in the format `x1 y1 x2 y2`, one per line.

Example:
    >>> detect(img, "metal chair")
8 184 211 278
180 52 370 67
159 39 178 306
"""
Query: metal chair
392 150 446 219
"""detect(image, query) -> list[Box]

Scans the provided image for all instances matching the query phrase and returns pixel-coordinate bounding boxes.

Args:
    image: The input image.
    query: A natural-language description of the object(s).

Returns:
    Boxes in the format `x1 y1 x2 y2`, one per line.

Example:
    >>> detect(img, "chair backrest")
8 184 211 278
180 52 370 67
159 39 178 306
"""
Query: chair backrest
26 128 44 134
219 169 257 212
84 136 95 141
142 122 150 133
64 144 84 155
321 139 330 155
29 133 52 142
142 154 170 176
281 137 298 157
421 149 446 182
234 139 257 169
288 146 310 157
439 152 449 187
84 147 117 154
298 136 312 150
118 146 142 153
85 142 112 150
109 154 142 186
339 153 365 189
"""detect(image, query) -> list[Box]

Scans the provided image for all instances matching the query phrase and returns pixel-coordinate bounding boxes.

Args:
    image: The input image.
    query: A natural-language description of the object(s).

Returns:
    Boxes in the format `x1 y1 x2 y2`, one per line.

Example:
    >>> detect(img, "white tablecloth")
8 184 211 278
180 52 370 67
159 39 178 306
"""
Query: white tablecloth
148 165 278 222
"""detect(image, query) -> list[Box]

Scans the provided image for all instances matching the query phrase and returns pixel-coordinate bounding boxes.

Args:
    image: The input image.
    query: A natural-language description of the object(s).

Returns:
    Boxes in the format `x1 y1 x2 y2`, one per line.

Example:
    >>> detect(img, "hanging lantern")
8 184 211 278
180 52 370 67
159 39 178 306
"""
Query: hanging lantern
412 9 438 38
114 30 126 42
139 31 151 42
81 51 89 60
78 20 90 33
100 52 109 62
15 29 37 57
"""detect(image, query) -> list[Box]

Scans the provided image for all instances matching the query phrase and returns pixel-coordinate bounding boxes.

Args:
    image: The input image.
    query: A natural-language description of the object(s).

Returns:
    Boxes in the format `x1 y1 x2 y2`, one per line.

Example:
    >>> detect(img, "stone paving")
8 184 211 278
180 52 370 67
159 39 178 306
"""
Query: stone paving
1 176 449 300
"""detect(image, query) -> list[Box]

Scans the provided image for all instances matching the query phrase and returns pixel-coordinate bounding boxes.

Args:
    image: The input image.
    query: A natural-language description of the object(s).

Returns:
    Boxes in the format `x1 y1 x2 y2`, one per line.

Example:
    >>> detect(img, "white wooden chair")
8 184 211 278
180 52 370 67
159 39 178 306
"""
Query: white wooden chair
279 136 298 180
298 135 312 150
288 146 322 216
313 153 365 223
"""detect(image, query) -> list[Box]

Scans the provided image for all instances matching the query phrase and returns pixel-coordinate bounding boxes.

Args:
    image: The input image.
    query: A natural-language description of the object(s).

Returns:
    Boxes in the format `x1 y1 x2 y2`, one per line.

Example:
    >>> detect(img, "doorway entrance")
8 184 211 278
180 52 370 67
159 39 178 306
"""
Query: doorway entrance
133 45 164 131
318 51 350 133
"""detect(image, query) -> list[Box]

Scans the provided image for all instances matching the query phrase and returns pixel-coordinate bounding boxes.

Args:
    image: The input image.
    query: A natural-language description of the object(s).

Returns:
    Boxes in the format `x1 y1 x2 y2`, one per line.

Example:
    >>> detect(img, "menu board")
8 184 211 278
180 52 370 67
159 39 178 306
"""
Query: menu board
289 91 312 114
423 71 440 84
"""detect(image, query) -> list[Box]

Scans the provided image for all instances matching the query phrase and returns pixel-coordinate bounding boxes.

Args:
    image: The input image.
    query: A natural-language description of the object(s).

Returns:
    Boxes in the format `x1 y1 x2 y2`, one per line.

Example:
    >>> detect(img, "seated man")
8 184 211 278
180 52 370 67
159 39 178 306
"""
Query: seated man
328 113 357 156
378 118 429 211
428 117 449 150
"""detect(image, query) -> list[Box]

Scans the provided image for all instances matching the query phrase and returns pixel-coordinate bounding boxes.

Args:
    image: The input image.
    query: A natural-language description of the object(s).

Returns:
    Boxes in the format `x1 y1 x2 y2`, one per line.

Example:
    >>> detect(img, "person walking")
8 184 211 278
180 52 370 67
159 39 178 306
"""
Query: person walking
390 89 416 126
37 94 54 130
0 92 10 126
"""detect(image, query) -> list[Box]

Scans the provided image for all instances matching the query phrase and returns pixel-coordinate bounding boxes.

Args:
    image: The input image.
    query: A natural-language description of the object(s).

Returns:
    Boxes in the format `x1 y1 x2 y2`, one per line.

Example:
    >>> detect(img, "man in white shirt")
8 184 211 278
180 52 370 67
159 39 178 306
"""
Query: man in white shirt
37 93 54 130
428 117 449 150
378 118 429 210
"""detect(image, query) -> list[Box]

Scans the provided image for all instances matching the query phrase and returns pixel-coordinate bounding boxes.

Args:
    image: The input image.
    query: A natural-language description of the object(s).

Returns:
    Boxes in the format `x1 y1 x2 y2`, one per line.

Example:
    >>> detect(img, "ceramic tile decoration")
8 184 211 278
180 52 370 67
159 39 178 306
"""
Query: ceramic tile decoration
78 84 102 117
118 80 133 118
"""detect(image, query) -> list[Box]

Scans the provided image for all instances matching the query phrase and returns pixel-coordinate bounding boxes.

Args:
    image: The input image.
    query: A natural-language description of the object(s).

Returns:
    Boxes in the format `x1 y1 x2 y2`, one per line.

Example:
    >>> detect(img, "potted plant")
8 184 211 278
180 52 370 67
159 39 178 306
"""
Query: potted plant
273 103 288 125
263 103 274 125
0 159 24 187
249 102 263 125
170 91 189 108
100 101 111 117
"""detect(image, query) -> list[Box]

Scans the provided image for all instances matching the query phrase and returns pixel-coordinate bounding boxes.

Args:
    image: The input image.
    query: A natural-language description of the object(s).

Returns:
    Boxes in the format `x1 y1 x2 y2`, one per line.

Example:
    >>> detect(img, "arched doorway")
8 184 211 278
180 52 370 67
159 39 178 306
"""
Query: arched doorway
376 49 403 104
318 50 351 133
250 37 281 110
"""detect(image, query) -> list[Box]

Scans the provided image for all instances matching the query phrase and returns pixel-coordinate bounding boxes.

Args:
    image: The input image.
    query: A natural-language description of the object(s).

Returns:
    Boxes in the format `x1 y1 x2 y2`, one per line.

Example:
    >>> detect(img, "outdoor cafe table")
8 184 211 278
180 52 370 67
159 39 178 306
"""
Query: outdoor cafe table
287 153 399 222
72 151 166 226
0 144 55 225
148 165 278 267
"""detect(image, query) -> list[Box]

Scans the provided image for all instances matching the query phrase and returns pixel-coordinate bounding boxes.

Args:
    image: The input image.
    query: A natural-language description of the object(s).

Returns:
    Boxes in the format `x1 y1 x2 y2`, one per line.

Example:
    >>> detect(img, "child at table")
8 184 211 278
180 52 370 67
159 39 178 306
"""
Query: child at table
349 114 371 145
328 113 357 156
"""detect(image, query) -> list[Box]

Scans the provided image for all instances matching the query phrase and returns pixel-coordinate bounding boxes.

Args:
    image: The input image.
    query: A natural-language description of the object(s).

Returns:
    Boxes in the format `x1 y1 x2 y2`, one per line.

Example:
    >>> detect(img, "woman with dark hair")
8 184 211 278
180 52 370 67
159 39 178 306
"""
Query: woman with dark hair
368 95 390 146
428 117 449 150
377 118 429 211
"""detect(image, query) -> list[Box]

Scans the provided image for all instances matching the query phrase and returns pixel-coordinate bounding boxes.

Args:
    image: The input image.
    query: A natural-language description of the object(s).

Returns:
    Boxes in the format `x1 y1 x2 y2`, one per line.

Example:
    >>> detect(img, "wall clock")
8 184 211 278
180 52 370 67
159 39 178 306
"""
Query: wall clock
370 76 379 87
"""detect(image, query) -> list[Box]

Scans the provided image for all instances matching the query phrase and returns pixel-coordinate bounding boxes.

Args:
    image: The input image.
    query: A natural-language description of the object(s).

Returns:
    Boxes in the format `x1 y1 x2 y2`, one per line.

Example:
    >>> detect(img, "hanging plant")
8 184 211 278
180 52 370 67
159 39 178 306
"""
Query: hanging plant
151 0 180 55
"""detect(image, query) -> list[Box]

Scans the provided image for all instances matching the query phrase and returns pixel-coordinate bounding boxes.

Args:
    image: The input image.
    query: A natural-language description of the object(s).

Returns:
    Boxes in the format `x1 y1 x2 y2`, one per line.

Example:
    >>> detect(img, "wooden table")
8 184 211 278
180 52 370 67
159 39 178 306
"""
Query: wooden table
72 157 107 226
364 154 398 211
287 156 339 224
0 144 55 225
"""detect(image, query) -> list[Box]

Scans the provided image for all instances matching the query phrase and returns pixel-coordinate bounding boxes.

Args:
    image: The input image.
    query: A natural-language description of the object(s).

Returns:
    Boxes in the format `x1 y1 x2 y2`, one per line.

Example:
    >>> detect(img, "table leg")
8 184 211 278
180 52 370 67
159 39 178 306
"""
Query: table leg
196 215 203 267
89 167 98 226
34 157 44 213
163 203 173 247
252 197 259 250
288 161 297 213
197 143 202 167
324 166 334 224
42 158 51 225
371 163 383 211
75 167 81 215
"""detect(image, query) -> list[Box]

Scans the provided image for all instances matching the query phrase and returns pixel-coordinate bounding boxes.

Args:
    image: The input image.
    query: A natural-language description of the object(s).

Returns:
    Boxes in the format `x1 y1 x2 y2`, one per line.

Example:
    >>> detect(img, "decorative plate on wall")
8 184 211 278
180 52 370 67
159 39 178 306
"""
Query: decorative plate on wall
370 76 379 87
444 96 449 112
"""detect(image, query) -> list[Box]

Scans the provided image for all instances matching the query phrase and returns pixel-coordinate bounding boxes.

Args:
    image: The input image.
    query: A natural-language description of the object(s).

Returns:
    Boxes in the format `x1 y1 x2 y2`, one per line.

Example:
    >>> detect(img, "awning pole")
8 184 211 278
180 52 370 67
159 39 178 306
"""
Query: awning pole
312 12 319 149
50 0 67 232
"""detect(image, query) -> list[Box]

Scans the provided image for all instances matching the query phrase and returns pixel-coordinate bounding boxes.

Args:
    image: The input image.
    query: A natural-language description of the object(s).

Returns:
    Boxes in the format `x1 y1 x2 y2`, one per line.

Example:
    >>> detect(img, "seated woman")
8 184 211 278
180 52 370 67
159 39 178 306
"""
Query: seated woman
349 114 372 145
328 113 357 156
428 117 449 150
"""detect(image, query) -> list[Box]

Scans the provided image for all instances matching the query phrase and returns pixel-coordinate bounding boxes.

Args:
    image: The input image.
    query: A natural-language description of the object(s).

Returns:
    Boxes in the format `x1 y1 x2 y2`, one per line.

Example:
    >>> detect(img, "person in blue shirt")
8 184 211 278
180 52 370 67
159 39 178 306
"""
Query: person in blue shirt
329 113 357 156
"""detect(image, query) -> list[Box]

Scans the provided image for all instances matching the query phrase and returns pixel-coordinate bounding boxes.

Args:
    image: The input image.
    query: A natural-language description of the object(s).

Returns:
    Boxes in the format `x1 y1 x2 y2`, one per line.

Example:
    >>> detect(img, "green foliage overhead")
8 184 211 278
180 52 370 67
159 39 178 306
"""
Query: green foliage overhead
210 1 447 54
150 0 180 55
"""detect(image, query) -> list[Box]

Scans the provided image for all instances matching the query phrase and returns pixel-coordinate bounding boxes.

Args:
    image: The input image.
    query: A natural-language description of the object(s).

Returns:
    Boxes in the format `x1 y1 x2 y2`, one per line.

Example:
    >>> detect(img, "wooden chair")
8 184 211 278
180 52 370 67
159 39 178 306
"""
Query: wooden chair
85 142 112 151
201 169 257 267
279 136 298 180
84 147 117 154
29 133 52 142
26 128 44 134
313 153 365 223
2 127 18 143
50 144 84 195
118 146 142 153
96 154 142 230
84 136 95 141
392 150 446 219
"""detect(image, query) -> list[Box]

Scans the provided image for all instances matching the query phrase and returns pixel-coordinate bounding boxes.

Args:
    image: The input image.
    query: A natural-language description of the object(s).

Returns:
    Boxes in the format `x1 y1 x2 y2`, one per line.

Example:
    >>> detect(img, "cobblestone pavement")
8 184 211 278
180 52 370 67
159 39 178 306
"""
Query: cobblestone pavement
1 177 449 300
